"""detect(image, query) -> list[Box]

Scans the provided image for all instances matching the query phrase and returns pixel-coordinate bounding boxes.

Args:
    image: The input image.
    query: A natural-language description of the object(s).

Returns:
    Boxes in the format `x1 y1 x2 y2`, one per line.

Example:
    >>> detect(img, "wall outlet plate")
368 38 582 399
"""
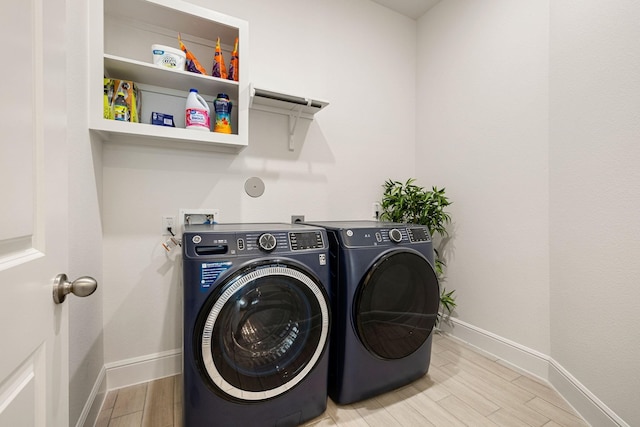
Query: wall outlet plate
291 215 305 224
372 202 381 219
162 215 176 235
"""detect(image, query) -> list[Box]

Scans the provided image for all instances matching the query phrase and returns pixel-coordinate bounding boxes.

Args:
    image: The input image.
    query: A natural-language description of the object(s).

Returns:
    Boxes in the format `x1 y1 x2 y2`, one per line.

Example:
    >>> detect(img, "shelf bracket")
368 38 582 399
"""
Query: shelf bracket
288 105 304 151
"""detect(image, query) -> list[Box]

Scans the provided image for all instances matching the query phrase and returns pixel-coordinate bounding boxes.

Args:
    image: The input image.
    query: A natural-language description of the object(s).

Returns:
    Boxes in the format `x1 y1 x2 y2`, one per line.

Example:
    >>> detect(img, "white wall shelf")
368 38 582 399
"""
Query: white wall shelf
89 119 246 153
249 84 329 150
89 0 249 153
249 85 329 119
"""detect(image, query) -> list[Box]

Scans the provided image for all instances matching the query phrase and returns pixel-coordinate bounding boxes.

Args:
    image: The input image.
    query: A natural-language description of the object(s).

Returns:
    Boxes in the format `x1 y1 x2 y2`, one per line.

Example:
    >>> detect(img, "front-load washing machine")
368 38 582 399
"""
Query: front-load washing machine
303 220 440 404
182 223 331 427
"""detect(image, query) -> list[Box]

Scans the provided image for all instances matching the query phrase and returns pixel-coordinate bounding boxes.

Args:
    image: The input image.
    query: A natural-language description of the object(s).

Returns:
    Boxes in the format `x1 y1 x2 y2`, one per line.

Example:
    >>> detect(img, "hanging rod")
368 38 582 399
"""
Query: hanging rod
249 84 329 118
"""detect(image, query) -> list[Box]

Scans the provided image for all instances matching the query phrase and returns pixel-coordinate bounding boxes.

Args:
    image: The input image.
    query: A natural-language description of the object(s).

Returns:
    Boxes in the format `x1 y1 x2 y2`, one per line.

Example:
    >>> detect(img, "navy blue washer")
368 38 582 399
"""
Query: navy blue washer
303 220 440 405
182 223 331 427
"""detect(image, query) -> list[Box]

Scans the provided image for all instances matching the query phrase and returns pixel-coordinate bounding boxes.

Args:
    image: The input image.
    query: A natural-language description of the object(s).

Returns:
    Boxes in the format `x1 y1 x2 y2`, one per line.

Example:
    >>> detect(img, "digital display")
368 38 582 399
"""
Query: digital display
408 227 429 242
290 232 323 250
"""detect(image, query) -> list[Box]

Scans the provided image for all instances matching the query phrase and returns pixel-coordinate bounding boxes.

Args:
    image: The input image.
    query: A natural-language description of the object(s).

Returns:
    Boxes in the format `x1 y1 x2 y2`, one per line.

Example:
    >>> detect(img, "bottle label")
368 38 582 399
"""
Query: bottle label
213 99 232 133
214 112 231 133
186 108 210 129
114 104 130 122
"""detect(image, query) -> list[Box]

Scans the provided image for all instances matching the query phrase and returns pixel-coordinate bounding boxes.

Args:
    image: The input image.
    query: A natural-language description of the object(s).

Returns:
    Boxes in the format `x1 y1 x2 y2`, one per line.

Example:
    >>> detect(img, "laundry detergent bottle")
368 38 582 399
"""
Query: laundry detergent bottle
113 91 130 122
185 88 210 131
213 93 232 134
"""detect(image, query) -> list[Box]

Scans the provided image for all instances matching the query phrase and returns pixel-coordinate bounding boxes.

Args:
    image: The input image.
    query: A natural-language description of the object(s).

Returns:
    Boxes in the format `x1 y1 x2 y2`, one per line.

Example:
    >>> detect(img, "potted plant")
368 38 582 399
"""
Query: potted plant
380 178 457 324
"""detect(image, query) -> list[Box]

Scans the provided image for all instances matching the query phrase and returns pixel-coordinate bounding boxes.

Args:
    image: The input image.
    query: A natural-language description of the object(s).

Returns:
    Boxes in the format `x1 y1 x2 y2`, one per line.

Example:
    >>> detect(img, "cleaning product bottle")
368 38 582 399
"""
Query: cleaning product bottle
212 37 227 79
213 93 232 134
104 79 114 119
179 33 207 75
185 88 210 131
113 91 130 122
228 37 239 81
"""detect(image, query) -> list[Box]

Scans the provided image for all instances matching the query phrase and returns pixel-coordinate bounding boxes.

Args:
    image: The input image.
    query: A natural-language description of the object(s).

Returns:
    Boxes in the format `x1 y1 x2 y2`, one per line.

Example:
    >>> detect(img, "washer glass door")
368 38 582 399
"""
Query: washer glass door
354 249 439 360
196 261 330 400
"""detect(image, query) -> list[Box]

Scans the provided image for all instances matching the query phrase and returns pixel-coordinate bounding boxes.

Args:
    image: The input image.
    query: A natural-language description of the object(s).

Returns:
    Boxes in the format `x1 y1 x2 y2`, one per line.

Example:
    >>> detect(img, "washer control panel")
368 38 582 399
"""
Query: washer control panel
183 224 328 258
185 230 326 257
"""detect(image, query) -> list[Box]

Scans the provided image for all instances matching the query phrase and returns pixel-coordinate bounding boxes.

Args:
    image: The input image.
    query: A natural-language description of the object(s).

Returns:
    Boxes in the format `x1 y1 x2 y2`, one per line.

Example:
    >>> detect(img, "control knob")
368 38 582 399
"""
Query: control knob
258 233 277 251
388 228 403 243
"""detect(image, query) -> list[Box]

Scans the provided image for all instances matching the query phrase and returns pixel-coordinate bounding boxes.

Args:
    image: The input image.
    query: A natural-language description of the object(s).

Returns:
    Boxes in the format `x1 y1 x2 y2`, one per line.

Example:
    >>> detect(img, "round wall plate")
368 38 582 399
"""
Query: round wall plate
244 176 265 198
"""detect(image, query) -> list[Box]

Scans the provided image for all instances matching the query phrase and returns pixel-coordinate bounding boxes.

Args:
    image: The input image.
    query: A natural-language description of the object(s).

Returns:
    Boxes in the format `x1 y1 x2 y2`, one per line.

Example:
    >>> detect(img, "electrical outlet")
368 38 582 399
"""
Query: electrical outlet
291 215 305 224
162 215 176 235
372 202 381 219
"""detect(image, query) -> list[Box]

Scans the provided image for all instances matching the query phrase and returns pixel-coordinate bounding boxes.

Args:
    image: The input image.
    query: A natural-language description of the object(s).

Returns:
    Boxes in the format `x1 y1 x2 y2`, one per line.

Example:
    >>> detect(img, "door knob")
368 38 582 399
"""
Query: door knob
53 274 98 304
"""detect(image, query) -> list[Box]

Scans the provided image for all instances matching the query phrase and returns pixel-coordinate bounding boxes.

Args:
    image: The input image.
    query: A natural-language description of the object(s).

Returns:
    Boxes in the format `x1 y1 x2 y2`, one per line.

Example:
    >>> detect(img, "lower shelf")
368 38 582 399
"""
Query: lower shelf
89 119 247 153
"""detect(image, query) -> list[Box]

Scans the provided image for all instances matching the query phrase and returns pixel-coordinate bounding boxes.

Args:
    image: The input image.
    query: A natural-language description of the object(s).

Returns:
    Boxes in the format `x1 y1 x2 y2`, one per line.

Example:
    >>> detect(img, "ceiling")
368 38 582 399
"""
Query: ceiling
369 0 441 20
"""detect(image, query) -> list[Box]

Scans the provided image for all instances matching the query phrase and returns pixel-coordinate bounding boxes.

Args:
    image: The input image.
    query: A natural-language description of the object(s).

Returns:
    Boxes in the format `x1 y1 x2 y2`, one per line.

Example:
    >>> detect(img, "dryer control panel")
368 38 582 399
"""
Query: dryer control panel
339 226 431 248
407 227 431 243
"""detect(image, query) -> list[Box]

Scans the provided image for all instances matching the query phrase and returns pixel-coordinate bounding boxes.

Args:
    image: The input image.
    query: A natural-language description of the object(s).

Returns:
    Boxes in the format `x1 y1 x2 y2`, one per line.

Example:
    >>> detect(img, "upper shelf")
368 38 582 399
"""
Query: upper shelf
105 0 241 43
249 85 329 120
104 54 238 97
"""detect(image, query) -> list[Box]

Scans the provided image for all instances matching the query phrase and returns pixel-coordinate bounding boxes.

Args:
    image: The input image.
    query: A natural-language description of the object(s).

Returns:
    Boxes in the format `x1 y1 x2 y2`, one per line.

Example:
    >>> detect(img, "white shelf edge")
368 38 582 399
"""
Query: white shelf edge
89 119 247 153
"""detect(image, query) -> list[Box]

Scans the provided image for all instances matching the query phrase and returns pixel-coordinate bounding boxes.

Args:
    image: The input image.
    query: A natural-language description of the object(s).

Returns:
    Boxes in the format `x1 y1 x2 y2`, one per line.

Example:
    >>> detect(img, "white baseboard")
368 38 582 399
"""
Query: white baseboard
80 324 629 427
105 349 182 390
439 316 628 427
549 359 629 427
76 351 182 427
75 366 106 427
437 316 550 379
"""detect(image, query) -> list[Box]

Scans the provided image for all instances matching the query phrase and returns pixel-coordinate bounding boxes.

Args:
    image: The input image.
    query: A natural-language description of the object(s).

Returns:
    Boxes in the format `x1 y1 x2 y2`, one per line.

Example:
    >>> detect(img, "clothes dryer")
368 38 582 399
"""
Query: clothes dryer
182 223 331 427
303 220 440 404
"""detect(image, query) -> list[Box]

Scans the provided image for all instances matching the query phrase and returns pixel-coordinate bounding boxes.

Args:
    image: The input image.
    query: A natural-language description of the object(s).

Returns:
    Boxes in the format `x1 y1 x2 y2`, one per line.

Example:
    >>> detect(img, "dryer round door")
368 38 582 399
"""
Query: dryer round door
195 260 330 401
354 249 439 360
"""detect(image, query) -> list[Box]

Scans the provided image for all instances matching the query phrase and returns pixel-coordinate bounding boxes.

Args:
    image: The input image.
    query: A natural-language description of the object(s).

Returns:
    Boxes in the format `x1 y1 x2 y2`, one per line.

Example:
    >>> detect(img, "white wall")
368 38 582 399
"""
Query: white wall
101 0 418 369
415 0 550 353
549 1 640 425
417 0 638 425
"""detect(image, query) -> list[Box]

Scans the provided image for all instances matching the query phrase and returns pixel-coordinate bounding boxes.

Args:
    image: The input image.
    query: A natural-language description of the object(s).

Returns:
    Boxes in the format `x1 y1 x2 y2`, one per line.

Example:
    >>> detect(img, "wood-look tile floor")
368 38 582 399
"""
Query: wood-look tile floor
95 333 590 427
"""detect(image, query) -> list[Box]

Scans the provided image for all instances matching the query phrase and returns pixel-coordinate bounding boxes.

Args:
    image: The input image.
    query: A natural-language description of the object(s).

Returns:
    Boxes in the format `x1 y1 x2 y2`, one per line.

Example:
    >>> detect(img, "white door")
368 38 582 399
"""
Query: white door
0 0 73 425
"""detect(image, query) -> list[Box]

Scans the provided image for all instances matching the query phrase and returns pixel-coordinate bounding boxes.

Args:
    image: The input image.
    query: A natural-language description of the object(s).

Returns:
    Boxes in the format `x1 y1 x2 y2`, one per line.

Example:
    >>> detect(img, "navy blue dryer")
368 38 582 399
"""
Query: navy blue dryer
182 223 331 427
303 221 440 405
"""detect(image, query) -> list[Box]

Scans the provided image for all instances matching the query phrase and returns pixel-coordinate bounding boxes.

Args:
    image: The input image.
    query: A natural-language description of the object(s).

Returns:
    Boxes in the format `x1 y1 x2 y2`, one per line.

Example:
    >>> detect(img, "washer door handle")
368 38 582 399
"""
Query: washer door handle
53 273 98 304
